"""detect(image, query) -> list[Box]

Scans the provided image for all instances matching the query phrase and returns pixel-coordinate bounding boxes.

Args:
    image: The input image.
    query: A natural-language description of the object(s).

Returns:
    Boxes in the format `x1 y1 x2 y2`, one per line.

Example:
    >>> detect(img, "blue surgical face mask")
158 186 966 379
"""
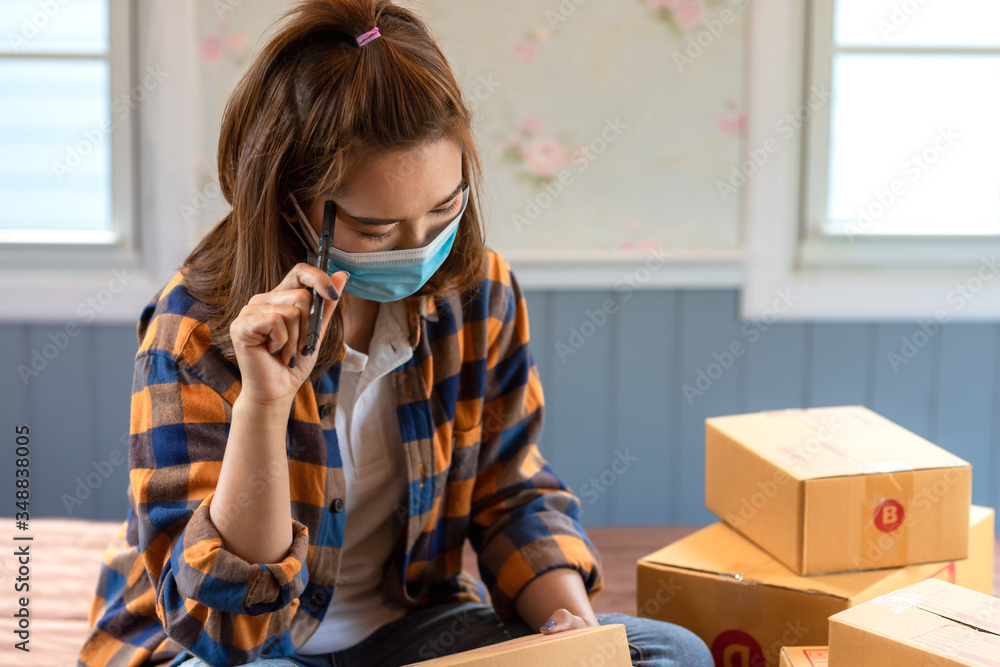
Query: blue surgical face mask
287 187 470 302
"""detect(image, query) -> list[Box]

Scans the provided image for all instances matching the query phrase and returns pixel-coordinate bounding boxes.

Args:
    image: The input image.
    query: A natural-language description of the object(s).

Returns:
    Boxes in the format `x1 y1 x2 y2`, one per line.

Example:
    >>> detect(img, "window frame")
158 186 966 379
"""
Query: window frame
800 0 1000 268
0 0 136 263
742 0 1000 321
0 0 201 323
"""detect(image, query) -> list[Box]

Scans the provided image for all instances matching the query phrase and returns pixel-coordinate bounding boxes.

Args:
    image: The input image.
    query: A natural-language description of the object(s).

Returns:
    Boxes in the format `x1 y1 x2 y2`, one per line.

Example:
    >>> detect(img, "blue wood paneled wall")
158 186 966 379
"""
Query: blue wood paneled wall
3 289 998 534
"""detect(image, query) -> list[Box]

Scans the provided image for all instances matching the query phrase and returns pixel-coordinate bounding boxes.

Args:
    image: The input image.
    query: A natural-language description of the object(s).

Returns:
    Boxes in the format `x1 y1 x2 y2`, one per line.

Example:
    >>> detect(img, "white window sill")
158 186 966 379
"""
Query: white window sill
799 234 1000 269
743 266 1000 321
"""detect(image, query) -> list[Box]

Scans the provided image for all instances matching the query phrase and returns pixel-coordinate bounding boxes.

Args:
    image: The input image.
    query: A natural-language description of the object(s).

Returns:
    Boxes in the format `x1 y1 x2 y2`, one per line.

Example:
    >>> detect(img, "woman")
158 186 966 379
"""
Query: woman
77 1 712 665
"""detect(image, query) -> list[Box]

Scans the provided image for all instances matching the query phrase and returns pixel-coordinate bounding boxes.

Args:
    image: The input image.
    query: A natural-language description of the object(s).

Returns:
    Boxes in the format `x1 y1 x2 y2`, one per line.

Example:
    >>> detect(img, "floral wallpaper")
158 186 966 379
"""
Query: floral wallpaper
193 0 744 255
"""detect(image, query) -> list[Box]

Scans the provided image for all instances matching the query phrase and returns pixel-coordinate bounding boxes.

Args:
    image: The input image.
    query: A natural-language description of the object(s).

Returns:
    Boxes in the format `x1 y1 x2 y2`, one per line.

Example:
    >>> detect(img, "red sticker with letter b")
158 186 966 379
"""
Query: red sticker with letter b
874 499 904 532
711 630 764 667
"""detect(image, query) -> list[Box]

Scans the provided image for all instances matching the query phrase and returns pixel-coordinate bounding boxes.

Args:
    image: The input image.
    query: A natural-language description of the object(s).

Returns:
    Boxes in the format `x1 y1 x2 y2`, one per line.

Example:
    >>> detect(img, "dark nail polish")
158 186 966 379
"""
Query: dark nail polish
288 355 297 369
327 285 340 300
540 620 556 630
302 345 314 357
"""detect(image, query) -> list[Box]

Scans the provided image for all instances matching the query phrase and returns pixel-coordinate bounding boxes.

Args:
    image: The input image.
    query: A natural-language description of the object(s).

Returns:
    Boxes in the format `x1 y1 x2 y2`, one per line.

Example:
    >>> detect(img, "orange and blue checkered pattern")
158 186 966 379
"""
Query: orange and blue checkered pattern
77 249 603 667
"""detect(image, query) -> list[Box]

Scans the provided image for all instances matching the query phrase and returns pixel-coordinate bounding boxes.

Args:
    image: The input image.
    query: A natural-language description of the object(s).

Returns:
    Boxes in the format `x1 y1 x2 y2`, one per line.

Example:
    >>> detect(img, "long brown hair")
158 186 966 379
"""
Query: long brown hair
181 0 486 380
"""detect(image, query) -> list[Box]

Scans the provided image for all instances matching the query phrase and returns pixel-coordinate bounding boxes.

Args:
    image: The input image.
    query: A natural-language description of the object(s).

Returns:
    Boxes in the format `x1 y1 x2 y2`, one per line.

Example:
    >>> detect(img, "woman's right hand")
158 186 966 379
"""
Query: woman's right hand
230 264 349 409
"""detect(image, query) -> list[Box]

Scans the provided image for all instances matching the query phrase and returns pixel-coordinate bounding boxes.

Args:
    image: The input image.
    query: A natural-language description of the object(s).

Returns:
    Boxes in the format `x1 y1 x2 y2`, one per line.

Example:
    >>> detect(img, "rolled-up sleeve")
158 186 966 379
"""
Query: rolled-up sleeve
129 350 309 666
467 261 603 623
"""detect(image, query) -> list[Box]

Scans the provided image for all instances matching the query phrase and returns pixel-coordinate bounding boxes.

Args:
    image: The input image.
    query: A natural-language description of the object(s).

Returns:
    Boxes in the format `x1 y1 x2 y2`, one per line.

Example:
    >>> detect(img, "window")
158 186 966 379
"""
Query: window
804 0 1000 243
0 0 138 252
0 0 200 322
0 0 201 322
743 0 1000 319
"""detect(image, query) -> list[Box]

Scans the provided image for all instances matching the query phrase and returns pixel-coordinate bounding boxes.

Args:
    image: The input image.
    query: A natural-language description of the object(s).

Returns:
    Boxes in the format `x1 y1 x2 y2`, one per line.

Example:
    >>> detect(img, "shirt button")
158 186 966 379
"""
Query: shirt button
330 497 345 513
311 589 329 607
319 404 332 419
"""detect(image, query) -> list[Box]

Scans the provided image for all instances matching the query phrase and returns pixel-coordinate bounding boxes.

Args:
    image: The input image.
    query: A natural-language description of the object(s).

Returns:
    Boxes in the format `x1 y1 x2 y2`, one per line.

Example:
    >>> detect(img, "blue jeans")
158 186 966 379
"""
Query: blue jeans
176 600 712 666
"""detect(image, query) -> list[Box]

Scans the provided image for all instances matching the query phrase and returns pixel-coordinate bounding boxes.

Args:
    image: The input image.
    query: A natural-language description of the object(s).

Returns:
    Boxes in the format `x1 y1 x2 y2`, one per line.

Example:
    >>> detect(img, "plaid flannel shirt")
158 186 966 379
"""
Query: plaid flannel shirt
77 248 603 667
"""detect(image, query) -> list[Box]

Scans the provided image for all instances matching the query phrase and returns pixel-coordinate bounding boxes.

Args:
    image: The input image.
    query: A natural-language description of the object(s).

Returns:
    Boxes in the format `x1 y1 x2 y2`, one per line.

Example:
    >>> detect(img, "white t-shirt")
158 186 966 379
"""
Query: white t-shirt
297 300 412 654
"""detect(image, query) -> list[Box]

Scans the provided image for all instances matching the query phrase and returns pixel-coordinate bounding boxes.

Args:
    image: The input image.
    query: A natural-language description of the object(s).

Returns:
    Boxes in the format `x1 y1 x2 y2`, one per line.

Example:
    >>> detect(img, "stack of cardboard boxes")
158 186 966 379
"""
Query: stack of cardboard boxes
637 405 995 667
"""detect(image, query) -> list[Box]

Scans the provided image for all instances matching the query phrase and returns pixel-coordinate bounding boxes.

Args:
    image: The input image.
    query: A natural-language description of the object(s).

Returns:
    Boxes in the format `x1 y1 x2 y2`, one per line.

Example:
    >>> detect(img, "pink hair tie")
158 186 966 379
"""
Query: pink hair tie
356 27 381 47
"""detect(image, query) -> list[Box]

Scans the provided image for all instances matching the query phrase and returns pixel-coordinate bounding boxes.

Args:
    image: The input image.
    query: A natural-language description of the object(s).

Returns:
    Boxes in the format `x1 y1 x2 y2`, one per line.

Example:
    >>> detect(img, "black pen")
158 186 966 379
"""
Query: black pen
302 200 336 357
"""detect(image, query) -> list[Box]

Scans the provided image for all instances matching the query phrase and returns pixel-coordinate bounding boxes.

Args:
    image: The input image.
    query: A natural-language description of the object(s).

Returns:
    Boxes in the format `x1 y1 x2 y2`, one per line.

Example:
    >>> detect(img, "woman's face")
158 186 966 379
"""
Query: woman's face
303 137 465 253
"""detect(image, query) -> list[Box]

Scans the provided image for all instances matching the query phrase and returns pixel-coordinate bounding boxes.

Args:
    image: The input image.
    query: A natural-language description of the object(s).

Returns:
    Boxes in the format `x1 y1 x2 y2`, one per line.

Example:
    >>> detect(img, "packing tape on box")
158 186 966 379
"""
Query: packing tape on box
858 471 915 569
857 461 913 474
871 592 925 614
714 570 767 639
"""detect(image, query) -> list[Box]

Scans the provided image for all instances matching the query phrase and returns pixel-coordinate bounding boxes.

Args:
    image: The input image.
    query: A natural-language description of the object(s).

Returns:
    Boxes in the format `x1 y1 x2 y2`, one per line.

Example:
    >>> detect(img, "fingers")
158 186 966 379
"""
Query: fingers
232 306 292 362
248 268 349 359
246 291 309 364
331 270 349 300
229 266 352 401
302 270 349 357
275 262 349 304
238 304 301 367
538 609 590 634
279 303 301 368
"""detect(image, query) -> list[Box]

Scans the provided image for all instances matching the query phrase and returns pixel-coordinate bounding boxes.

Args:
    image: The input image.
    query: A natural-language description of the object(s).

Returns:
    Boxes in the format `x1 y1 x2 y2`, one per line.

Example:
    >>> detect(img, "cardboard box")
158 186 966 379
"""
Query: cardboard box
706 405 972 574
778 647 827 667
403 624 631 666
828 578 1000 666
637 506 993 667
